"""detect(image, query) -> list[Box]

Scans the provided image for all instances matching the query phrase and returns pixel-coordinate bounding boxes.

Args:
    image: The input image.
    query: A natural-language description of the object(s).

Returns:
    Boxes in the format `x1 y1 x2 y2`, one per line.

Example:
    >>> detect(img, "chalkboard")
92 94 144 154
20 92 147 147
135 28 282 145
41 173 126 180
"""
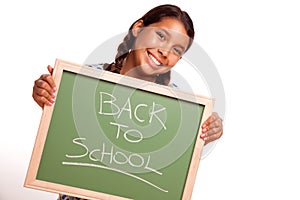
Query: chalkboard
25 59 213 200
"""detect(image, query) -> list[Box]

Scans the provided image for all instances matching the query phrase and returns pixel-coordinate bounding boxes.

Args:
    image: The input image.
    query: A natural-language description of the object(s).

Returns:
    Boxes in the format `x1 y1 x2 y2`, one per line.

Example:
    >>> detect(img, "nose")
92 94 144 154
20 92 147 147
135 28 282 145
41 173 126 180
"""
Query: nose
158 48 169 57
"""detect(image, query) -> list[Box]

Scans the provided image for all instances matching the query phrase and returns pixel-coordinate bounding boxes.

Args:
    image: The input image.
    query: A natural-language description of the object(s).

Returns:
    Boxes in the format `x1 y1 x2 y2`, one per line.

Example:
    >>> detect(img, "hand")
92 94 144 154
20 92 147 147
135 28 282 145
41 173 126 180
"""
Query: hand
32 65 57 108
200 112 223 145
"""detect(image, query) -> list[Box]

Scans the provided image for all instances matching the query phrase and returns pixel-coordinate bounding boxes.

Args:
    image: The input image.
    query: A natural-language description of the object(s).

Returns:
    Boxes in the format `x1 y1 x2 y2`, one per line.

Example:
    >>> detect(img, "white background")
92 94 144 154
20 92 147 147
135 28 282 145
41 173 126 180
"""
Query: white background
1 0 299 199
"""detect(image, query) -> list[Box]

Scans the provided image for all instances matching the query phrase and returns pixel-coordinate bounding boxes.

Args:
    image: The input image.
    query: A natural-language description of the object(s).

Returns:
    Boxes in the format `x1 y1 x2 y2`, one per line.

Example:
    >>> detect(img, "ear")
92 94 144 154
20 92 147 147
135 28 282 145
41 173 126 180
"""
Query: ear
132 20 144 37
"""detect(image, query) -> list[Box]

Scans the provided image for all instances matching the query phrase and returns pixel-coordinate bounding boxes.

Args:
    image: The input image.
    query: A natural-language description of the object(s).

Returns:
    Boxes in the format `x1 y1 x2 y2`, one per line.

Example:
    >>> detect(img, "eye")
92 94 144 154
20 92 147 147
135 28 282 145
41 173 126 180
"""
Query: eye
173 47 183 56
156 31 165 40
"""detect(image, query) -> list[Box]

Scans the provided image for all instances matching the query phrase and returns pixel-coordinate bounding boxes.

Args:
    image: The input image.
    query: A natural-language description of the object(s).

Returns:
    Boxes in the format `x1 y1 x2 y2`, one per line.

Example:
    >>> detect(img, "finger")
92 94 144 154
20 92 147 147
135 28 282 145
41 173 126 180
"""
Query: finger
33 84 56 104
207 117 223 130
200 126 220 140
201 112 217 128
200 118 223 140
38 75 57 94
202 120 222 135
34 79 56 102
47 65 54 75
203 130 222 145
32 92 54 108
202 128 223 144
206 126 222 137
40 73 56 91
35 85 56 102
202 112 222 129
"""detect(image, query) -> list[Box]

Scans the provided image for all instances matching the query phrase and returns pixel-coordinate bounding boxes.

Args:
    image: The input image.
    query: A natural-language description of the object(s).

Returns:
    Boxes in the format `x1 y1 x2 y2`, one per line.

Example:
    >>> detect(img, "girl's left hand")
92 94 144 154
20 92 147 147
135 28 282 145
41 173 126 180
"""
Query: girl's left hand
200 112 223 145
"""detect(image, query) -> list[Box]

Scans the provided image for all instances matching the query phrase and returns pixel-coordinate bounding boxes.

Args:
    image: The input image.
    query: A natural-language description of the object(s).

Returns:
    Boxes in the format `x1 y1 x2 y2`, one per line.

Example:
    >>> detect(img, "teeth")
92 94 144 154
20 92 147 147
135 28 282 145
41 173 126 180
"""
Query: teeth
149 53 161 66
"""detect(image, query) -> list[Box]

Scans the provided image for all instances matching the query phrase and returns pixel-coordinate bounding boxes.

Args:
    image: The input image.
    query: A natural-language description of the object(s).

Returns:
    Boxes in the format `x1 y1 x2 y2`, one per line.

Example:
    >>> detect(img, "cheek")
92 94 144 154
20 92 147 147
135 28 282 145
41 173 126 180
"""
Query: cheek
168 55 181 66
134 33 160 50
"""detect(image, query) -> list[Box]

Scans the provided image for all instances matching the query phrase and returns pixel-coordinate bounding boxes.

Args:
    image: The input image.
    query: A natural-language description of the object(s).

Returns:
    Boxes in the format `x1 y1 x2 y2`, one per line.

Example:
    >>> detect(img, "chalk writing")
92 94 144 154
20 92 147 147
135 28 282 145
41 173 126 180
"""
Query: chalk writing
64 137 167 192
99 92 167 129
109 122 143 143
62 161 168 193
66 138 160 174
64 91 170 192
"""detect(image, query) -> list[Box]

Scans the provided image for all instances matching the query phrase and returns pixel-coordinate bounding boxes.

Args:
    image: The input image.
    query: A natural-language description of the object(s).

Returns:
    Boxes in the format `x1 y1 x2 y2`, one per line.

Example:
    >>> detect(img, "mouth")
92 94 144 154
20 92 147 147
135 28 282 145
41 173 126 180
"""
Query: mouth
147 51 163 67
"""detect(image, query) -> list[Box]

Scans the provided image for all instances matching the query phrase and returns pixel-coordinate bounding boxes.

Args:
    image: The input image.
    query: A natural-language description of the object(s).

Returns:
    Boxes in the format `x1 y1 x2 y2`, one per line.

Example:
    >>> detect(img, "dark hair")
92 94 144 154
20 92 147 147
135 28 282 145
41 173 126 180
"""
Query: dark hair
110 4 195 85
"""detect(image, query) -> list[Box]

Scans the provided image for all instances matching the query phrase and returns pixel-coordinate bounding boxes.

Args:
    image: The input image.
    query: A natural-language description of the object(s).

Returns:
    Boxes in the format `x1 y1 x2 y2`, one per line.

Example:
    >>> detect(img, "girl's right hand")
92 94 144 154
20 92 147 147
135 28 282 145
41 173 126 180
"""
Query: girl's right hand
32 65 57 108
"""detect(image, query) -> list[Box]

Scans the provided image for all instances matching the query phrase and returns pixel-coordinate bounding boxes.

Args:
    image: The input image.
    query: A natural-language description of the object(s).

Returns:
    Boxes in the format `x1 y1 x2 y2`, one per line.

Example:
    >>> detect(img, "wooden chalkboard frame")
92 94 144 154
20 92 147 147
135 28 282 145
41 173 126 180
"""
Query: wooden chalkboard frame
25 59 213 200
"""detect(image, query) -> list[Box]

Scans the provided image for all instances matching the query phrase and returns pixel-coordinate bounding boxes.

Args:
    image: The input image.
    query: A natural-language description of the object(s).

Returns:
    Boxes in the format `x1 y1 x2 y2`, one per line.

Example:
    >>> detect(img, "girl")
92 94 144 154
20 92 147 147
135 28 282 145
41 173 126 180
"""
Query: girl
32 4 223 200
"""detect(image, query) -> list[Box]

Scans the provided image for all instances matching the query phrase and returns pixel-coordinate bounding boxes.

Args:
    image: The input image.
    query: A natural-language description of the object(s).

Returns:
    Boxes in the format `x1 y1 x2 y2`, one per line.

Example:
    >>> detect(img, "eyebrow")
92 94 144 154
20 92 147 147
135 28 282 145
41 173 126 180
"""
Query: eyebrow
160 28 171 37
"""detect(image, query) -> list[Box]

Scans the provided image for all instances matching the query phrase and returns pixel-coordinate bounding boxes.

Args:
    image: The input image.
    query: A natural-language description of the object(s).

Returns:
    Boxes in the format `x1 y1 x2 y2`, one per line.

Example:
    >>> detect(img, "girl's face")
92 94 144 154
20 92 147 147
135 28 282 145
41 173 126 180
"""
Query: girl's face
125 17 190 79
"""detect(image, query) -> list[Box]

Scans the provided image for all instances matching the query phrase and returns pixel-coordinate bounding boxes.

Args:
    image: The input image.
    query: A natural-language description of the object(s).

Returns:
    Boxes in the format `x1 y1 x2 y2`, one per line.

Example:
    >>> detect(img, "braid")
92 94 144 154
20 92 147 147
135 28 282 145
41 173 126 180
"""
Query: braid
114 31 134 69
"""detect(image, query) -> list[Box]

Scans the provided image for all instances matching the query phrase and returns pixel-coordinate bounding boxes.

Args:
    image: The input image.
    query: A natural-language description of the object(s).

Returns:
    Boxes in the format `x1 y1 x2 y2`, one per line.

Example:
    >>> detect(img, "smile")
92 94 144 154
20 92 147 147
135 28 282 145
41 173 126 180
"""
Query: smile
148 52 162 66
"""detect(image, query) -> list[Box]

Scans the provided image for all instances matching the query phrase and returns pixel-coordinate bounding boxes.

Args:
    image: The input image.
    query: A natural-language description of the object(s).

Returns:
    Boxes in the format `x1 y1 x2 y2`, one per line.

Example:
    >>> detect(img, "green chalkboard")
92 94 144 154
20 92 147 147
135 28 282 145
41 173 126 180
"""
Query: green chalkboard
25 59 213 200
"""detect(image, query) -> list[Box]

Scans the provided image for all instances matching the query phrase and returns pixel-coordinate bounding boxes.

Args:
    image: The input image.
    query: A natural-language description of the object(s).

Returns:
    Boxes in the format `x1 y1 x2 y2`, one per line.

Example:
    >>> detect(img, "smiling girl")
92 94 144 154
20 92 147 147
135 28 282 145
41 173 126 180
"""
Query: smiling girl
32 4 223 200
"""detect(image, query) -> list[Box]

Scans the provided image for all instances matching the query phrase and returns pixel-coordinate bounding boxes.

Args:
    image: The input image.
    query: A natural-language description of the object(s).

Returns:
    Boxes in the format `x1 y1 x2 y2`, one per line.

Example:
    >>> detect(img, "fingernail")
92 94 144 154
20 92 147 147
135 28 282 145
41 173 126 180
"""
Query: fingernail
200 133 206 138
53 87 57 91
202 128 207 132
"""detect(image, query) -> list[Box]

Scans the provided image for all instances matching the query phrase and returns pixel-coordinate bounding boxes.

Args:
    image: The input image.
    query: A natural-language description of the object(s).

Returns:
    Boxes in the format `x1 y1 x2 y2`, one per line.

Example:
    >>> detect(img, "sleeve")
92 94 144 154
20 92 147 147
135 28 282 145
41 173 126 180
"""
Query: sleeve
58 194 87 200
85 63 104 71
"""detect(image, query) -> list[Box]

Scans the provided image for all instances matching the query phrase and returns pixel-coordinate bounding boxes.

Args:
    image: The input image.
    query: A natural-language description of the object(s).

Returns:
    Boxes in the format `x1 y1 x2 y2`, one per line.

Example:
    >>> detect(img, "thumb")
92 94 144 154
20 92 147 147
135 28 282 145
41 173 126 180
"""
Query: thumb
47 65 54 75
